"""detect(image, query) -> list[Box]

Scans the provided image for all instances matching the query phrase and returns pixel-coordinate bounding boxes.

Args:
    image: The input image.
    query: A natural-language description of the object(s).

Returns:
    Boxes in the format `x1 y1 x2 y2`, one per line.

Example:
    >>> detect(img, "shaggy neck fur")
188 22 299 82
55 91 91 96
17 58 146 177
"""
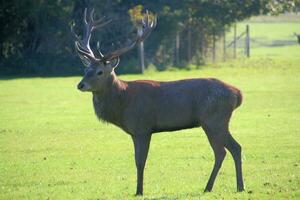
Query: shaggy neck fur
92 72 127 128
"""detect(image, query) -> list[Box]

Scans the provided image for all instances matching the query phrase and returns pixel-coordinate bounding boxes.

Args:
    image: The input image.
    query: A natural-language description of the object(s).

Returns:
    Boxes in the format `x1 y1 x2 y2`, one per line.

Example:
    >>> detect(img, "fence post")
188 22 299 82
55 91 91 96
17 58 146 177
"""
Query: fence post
212 29 216 63
187 21 192 63
223 30 226 61
137 26 145 73
174 31 180 66
233 23 237 59
162 42 166 67
201 31 206 59
245 24 250 57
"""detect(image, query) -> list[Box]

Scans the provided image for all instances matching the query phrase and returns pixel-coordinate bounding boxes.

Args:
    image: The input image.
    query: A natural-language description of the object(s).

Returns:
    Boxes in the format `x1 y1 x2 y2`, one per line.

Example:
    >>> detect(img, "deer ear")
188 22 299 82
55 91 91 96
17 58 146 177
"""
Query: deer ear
110 57 120 69
103 57 120 71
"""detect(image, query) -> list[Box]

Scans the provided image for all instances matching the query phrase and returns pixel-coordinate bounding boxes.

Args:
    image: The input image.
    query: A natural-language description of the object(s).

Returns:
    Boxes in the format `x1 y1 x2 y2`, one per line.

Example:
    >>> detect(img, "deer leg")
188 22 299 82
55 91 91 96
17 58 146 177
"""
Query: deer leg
223 133 244 192
132 134 152 196
203 132 226 192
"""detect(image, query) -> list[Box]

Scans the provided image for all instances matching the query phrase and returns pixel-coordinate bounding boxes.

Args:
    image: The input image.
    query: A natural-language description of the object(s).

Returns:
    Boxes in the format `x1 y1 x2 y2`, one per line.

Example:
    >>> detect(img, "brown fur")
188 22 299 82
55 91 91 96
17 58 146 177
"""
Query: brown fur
73 9 244 195
71 8 244 195
91 73 242 135
80 71 245 195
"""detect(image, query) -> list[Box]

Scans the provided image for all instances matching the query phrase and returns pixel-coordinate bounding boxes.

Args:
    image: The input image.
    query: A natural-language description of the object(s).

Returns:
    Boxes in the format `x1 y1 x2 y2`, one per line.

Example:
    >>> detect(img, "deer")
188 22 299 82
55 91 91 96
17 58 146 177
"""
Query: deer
71 8 244 196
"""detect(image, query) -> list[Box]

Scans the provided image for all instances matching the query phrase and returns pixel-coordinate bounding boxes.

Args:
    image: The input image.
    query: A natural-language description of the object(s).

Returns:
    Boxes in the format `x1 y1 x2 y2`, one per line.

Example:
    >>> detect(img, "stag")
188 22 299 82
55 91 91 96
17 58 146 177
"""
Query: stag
71 8 244 195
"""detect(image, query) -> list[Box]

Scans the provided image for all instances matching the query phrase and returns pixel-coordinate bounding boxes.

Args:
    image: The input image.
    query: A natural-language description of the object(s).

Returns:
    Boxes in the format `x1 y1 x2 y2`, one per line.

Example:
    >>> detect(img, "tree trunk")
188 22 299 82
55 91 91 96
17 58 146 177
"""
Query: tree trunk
233 24 237 59
138 27 145 73
174 31 180 66
223 30 226 61
187 20 192 63
212 29 216 63
245 24 250 57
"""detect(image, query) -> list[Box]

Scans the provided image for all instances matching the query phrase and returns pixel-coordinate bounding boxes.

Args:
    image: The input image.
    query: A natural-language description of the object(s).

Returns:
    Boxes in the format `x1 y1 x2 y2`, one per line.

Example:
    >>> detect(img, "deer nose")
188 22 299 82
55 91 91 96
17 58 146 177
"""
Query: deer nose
77 82 85 90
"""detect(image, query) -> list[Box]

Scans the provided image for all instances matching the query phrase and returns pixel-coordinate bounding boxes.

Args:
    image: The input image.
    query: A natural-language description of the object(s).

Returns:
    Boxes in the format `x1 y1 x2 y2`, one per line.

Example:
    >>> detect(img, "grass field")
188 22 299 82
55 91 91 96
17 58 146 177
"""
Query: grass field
1 56 300 199
1 16 300 199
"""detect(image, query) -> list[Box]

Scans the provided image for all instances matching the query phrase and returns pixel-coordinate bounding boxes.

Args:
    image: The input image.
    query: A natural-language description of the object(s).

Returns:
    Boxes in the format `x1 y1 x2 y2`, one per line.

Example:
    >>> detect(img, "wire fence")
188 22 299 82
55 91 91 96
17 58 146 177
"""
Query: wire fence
138 23 300 71
206 24 300 62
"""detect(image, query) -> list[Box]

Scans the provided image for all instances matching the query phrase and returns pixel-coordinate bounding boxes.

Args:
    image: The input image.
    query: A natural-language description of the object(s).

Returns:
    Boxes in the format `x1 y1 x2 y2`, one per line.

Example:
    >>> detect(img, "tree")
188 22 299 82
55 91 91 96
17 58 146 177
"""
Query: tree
1 0 299 75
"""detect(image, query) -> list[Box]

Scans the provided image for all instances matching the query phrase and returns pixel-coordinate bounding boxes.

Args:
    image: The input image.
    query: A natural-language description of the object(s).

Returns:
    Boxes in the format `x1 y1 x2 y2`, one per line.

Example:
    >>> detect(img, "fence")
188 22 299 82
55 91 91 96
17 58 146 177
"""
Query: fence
206 24 299 63
137 23 299 72
137 24 252 71
203 24 251 64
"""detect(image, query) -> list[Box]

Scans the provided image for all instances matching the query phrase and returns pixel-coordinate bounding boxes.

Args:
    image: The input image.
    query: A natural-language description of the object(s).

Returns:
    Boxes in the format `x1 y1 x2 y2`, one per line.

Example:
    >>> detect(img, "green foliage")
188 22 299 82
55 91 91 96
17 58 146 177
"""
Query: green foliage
265 0 300 14
0 0 76 74
128 5 144 25
0 0 299 75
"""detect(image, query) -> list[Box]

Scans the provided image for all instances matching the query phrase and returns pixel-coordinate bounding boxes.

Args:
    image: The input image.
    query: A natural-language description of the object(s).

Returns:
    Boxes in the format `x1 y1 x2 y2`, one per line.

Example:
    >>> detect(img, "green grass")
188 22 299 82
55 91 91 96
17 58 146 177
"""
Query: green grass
248 13 300 23
1 55 300 199
238 22 300 42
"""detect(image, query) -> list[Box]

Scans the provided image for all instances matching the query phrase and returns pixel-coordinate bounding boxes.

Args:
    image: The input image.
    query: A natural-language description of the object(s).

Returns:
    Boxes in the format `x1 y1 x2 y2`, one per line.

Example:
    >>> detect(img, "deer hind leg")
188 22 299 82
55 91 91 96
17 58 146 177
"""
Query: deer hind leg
223 133 244 192
203 121 244 192
203 127 227 192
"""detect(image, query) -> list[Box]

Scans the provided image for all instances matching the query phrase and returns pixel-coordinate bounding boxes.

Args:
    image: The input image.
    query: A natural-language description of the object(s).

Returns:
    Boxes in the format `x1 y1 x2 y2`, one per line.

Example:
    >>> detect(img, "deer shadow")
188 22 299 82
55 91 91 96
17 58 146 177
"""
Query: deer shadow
142 192 205 200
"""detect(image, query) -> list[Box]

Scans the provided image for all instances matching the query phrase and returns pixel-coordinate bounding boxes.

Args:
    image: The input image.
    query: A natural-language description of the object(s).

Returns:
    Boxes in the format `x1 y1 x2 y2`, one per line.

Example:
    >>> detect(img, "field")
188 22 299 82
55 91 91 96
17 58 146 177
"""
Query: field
227 14 300 60
1 18 300 199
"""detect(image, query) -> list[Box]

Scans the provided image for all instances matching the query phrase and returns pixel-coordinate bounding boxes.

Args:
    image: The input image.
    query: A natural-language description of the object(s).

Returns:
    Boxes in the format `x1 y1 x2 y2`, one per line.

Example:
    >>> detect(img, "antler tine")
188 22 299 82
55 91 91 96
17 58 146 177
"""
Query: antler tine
72 8 113 66
89 8 95 22
111 57 120 68
94 18 112 30
90 8 112 30
70 23 81 42
72 8 156 66
138 11 156 42
97 41 105 59
94 16 107 24
146 10 150 25
75 41 92 55
102 11 156 61
103 42 136 62
83 8 88 25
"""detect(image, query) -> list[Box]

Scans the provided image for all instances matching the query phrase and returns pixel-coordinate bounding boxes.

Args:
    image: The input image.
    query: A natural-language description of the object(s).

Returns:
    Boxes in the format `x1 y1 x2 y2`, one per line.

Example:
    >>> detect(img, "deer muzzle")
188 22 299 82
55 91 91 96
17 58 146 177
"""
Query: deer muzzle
77 81 91 92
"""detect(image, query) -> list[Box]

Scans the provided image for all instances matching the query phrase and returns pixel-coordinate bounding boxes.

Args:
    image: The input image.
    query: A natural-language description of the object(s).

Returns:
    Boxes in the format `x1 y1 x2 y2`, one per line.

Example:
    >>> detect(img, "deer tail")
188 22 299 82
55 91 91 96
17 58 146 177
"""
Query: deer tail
235 90 243 109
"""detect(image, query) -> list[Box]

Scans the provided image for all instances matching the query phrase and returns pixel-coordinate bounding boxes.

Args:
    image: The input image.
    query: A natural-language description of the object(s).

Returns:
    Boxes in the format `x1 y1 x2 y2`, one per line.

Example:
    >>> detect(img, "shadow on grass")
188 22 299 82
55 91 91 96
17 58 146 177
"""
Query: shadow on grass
0 73 81 81
143 192 205 200
0 65 208 81
0 70 144 80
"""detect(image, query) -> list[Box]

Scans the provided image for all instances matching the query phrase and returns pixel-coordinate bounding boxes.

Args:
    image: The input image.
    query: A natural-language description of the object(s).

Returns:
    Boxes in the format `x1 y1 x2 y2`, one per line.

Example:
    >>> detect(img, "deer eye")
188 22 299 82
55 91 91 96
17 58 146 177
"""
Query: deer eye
96 70 103 76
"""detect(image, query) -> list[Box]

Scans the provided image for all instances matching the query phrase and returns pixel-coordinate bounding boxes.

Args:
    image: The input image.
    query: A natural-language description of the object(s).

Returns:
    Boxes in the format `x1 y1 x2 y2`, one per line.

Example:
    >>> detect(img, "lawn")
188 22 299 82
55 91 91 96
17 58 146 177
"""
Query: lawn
1 54 300 199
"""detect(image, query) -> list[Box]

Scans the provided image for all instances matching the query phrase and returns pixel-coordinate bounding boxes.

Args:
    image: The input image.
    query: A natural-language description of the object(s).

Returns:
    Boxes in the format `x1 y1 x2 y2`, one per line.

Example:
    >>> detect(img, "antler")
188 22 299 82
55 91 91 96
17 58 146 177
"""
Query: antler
72 9 156 67
71 8 111 65
99 11 157 62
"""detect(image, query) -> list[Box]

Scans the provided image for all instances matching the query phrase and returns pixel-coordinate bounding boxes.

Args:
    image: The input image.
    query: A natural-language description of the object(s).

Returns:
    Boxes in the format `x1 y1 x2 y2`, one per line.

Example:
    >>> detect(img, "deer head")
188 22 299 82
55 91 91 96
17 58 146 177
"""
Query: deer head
71 8 156 92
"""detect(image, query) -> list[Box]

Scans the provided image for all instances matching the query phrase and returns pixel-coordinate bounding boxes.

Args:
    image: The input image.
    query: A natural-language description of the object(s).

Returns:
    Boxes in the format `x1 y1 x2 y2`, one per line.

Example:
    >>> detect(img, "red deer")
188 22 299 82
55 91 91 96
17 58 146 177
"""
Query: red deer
71 8 244 195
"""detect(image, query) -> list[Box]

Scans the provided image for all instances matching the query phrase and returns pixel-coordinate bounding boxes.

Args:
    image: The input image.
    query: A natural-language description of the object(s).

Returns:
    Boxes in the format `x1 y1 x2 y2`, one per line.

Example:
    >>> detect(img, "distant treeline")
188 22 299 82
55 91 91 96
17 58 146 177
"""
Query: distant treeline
0 0 299 75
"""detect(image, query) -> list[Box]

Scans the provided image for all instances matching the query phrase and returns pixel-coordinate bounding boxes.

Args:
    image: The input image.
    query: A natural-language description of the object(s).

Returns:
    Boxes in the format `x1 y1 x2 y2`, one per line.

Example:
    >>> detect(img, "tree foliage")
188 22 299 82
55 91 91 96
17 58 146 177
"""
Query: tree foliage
0 0 298 75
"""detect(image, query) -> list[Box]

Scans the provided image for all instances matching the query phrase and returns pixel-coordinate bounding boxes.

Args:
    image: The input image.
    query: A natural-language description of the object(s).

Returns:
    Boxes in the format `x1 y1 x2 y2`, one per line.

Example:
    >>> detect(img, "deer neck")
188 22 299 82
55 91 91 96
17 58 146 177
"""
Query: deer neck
92 72 127 127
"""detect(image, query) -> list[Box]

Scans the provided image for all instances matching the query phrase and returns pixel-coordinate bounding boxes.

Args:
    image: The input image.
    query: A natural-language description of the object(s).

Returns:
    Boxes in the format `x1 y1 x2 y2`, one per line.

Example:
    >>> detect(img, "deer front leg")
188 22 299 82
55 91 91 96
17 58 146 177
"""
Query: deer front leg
132 134 152 196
